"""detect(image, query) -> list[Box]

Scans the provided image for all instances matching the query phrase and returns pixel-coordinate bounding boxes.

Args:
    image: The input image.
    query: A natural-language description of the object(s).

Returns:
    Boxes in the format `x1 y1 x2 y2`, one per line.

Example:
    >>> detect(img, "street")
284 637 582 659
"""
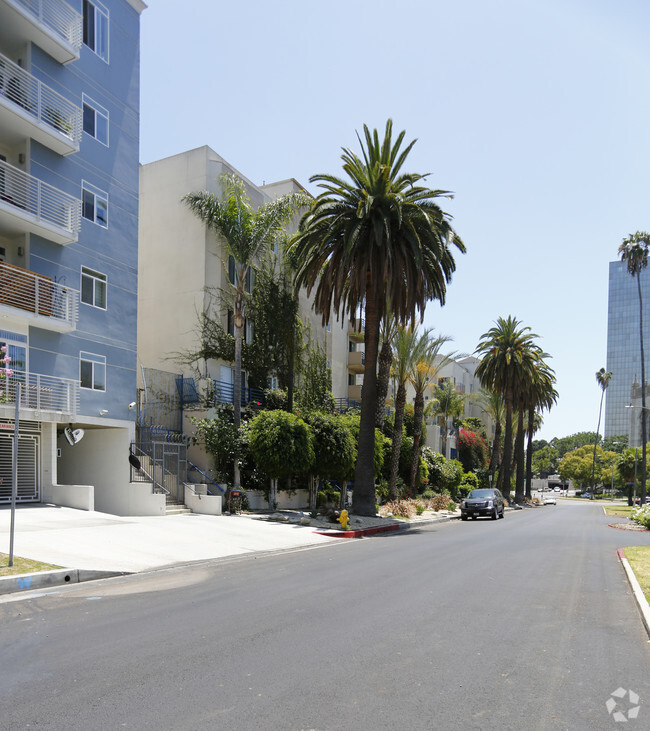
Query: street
1 501 650 730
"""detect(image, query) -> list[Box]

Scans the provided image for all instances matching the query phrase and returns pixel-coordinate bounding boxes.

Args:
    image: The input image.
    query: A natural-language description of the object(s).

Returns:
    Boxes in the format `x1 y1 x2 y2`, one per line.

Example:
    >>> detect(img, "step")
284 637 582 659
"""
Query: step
165 507 192 516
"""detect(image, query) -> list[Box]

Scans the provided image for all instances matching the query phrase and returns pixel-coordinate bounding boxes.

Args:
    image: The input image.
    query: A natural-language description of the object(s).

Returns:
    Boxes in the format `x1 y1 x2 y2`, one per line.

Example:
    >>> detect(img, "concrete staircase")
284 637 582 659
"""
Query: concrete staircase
165 496 192 516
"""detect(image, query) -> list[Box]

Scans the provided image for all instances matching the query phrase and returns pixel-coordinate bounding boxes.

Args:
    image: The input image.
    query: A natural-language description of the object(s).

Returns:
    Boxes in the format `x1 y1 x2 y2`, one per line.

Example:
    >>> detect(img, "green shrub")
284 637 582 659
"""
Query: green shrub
631 505 650 530
447 500 457 512
416 504 425 515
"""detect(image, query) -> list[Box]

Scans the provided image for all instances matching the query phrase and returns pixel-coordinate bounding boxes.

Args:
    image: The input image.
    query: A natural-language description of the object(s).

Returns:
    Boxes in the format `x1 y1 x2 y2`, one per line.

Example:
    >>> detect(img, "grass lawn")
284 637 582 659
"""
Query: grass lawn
604 505 635 519
0 553 60 577
624 547 650 606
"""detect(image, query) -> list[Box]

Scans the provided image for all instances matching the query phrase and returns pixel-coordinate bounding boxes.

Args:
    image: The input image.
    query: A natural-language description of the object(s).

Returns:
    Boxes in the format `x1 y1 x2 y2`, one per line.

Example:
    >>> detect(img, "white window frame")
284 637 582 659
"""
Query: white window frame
81 266 107 310
83 0 109 63
80 351 106 391
82 94 109 146
81 180 108 228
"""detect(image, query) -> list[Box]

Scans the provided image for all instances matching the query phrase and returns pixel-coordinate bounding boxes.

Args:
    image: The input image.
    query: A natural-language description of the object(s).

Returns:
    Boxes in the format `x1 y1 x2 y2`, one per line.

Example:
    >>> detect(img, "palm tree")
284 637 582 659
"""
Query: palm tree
289 120 465 515
618 231 650 506
591 367 612 495
475 316 539 503
430 380 465 458
408 335 456 495
387 326 422 500
524 358 557 499
183 174 308 488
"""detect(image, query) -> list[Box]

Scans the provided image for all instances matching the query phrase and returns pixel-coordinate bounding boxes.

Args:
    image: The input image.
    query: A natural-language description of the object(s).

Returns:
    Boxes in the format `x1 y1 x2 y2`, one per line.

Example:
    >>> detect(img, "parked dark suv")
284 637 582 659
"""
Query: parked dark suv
461 488 505 521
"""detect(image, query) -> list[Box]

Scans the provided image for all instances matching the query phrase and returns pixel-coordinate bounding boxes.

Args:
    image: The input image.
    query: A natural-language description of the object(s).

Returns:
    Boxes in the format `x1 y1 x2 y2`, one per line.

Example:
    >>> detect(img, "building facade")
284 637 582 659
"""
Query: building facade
0 0 146 513
605 260 650 443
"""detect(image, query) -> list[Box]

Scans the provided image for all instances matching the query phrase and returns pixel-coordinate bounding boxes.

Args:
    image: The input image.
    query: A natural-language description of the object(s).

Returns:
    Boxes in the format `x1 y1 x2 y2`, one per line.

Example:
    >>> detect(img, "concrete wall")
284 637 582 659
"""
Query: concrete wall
185 484 222 515
245 489 310 510
42 484 94 511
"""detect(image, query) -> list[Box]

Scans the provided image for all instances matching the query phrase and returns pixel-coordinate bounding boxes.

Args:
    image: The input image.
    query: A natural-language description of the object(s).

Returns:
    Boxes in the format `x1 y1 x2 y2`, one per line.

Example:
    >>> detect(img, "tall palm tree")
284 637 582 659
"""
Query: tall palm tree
475 316 539 503
590 367 612 495
289 120 465 515
387 326 422 500
184 174 308 488
408 335 456 495
619 231 650 506
430 380 465 458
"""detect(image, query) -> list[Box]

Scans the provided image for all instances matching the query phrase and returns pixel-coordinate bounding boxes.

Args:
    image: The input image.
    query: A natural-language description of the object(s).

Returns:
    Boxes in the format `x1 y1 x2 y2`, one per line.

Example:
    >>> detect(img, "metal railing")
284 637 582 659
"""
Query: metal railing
13 0 83 51
0 261 79 326
0 158 81 239
334 397 361 412
0 369 79 416
129 444 171 497
212 379 266 407
0 52 82 144
187 460 226 494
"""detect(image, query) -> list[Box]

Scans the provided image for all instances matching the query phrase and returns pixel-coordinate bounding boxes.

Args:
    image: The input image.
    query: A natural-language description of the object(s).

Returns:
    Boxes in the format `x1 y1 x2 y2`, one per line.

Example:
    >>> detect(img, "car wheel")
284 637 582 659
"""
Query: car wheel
461 515 468 521
500 507 505 518
491 508 497 520
472 515 477 520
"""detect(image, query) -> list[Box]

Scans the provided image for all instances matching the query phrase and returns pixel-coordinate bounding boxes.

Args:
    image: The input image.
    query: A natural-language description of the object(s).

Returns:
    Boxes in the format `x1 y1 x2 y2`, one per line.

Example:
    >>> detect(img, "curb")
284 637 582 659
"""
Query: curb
0 568 129 596
617 548 650 638
314 513 460 538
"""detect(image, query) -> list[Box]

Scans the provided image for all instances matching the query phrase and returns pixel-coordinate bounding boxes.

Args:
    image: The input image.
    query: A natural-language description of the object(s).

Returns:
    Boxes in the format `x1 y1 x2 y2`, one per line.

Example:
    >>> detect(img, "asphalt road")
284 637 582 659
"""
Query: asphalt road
1 501 649 730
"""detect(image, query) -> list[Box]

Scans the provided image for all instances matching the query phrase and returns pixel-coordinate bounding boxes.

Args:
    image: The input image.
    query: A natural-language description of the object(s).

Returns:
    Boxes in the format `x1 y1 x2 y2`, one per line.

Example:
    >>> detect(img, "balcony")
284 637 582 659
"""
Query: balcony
348 318 365 343
0 260 78 331
348 350 365 374
212 379 266 408
0 369 79 419
0 52 81 154
0 0 82 65
348 384 362 402
0 158 81 244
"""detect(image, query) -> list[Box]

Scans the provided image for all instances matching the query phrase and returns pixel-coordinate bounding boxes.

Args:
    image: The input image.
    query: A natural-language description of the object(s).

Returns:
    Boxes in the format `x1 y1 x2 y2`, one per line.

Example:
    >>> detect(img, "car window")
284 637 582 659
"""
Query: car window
467 489 495 498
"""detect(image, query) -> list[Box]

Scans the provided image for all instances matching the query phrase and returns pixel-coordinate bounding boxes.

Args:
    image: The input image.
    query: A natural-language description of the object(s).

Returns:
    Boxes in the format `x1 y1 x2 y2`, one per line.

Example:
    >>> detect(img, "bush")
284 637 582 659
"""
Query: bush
380 499 416 519
447 500 457 512
430 491 452 512
631 505 650 530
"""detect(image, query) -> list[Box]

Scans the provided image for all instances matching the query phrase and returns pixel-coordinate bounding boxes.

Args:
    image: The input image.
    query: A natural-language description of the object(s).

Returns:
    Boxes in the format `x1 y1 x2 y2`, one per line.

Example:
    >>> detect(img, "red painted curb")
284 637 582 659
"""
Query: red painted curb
314 523 403 539
617 548 626 560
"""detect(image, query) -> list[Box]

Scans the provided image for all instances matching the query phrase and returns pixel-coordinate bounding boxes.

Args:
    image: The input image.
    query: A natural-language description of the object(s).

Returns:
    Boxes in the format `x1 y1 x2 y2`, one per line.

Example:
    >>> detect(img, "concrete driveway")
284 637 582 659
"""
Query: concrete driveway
0 504 339 573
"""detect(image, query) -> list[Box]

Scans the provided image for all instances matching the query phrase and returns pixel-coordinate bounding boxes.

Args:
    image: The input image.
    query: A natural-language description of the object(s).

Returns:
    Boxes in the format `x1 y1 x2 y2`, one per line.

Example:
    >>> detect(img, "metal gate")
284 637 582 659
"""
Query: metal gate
0 433 39 503
131 440 187 502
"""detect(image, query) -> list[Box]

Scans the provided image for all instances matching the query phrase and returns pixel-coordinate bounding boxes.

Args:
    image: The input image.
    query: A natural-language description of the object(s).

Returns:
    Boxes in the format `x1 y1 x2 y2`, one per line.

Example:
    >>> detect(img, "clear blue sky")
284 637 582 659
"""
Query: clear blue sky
139 0 650 443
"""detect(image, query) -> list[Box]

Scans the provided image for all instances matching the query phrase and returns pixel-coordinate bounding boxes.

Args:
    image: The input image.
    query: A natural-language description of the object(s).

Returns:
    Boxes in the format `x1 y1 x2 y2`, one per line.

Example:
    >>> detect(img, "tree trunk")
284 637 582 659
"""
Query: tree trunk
514 406 526 503
233 309 243 490
375 340 393 429
501 397 514 502
309 475 318 512
441 411 448 458
590 390 605 493
525 406 535 499
409 392 425 496
638 275 647 505
490 419 502 486
352 289 380 516
388 382 407 500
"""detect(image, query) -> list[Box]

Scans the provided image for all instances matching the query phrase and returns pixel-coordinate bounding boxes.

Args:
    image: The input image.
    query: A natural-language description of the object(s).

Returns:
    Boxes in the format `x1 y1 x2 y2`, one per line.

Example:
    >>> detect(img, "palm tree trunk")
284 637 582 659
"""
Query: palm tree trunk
638 275 647 505
409 393 424 496
233 320 243 490
388 382 407 500
514 406 526 503
441 410 448 458
525 406 535 499
352 290 380 516
490 420 502 485
375 341 392 429
501 397 514 502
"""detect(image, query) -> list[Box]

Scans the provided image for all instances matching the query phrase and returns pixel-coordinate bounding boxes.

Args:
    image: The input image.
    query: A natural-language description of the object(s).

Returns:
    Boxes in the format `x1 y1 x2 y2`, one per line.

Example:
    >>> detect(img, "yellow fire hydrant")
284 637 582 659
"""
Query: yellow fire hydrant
337 509 350 530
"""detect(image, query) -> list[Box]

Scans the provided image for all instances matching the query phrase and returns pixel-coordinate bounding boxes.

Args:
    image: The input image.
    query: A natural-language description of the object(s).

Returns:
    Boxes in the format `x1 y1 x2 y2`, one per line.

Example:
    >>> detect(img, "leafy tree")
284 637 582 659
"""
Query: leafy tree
475 388 505 485
184 174 308 488
602 435 628 453
302 411 355 509
457 428 489 473
297 342 335 413
591 367 612 494
559 445 618 490
248 410 314 509
531 444 560 476
550 432 599 456
289 120 465 515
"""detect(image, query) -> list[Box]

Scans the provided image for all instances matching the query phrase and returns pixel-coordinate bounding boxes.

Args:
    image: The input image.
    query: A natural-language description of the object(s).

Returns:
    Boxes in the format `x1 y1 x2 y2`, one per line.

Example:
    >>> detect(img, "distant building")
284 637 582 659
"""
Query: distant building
605 260 650 441
0 0 146 513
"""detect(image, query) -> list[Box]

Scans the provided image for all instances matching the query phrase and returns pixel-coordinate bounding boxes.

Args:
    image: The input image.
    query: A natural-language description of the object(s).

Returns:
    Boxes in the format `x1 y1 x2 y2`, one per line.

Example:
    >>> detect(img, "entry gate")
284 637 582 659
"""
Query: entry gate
0 432 39 503
132 440 187 502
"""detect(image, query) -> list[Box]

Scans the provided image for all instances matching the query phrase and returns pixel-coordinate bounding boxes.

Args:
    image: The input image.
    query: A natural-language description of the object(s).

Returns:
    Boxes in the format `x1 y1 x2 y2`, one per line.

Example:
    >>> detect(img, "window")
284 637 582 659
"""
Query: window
80 351 106 391
82 181 108 227
83 0 109 62
81 267 107 309
0 330 27 374
227 256 254 293
82 95 108 145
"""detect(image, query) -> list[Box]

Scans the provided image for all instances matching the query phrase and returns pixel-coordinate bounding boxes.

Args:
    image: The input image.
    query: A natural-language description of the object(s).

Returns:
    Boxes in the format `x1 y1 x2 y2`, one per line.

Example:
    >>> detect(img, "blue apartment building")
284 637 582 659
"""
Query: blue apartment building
0 0 152 514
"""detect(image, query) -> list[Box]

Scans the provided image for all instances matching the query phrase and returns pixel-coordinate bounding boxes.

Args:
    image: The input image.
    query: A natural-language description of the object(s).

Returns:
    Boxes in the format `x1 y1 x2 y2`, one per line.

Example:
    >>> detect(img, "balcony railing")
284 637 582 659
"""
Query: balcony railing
0 369 79 417
212 379 266 408
0 158 81 244
0 260 78 330
3 0 83 63
0 51 82 153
